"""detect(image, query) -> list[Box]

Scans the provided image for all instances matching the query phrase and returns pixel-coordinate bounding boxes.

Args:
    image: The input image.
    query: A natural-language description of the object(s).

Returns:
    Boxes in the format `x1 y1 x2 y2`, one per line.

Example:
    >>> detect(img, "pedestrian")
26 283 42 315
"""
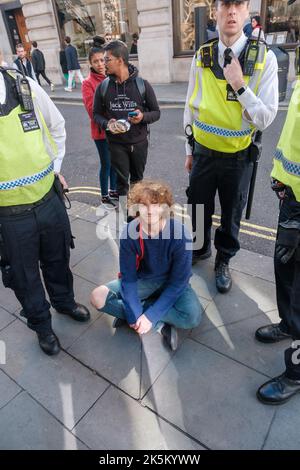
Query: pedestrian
31 41 54 91
130 33 138 54
184 0 278 293
251 15 265 40
104 33 112 44
93 40 160 197
82 47 118 208
59 47 75 89
13 43 36 81
0 66 90 356
64 36 84 92
256 50 300 404
90 180 202 351
93 36 105 47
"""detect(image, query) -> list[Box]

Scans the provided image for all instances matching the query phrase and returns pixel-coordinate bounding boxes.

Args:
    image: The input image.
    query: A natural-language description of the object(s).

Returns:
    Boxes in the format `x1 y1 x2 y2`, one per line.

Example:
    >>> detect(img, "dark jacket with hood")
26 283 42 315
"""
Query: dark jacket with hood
31 48 46 72
93 64 160 145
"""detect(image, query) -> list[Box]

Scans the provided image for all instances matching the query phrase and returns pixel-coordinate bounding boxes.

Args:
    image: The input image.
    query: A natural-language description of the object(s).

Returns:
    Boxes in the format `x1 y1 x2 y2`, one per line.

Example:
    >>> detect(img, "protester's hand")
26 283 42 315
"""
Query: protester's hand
128 109 144 124
185 155 193 173
223 56 245 92
107 119 120 134
57 173 68 190
135 314 152 335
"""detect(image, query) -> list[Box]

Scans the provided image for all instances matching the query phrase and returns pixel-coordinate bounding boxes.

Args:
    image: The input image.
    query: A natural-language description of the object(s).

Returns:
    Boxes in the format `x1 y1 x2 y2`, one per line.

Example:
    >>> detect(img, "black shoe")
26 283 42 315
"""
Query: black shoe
37 330 61 356
56 303 90 322
192 248 212 265
109 190 119 201
255 323 292 343
257 373 300 405
112 317 127 328
161 324 178 351
215 259 232 293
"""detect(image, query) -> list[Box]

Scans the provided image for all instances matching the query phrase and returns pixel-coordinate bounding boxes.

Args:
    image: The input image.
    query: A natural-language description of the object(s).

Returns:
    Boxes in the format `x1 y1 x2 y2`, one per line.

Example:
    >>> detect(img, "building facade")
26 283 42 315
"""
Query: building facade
0 0 299 83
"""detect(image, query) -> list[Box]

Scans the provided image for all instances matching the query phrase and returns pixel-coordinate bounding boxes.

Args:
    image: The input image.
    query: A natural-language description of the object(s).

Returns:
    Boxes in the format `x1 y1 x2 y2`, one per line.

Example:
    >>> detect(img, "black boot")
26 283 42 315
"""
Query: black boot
37 330 61 356
255 323 292 343
56 303 90 322
161 324 178 351
257 373 300 405
215 257 232 293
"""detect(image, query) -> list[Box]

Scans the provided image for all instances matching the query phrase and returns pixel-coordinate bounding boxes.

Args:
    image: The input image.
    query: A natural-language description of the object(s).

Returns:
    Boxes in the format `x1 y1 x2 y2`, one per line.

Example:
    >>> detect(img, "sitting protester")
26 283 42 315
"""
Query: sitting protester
90 180 202 351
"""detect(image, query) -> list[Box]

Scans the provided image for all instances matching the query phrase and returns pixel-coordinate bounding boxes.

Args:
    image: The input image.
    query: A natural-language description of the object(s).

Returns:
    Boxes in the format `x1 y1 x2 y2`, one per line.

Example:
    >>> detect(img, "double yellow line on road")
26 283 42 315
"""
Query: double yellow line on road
68 186 277 241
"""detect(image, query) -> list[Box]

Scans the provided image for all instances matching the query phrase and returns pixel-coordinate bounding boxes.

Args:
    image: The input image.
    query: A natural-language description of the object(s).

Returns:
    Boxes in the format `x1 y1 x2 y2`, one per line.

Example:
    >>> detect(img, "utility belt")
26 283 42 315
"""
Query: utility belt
194 142 250 160
0 185 56 217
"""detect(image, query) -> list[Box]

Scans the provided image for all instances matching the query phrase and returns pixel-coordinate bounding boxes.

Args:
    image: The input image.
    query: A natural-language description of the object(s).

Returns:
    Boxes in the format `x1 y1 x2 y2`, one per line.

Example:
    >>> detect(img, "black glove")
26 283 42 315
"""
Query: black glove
275 222 300 264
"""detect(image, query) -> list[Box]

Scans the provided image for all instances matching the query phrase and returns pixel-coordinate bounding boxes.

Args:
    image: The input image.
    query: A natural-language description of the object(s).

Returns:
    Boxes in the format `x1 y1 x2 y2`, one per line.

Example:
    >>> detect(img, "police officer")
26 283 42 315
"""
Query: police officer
256 47 300 404
0 66 90 356
184 0 278 293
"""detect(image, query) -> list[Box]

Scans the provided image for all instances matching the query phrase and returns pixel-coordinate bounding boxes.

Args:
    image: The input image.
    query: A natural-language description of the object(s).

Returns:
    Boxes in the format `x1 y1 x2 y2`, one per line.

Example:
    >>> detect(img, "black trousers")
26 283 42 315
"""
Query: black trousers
188 142 253 262
108 139 148 196
36 70 51 86
0 192 76 334
274 196 300 379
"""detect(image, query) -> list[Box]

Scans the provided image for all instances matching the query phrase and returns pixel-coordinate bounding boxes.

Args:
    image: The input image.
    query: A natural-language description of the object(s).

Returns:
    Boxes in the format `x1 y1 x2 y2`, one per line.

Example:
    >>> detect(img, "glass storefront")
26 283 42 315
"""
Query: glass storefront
55 0 139 57
173 0 217 54
265 0 300 44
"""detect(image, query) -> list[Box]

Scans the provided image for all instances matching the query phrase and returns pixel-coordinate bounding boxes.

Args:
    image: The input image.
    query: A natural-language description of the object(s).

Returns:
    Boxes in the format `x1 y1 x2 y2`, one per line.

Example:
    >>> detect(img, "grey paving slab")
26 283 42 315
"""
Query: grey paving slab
191 270 277 335
70 218 105 267
264 399 300 450
0 307 15 331
0 282 20 314
0 320 109 430
0 370 21 409
140 327 191 398
69 314 141 398
75 386 204 450
143 339 275 450
230 248 275 283
73 240 120 286
192 311 286 378
68 200 101 224
51 275 102 350
0 392 88 450
190 261 218 301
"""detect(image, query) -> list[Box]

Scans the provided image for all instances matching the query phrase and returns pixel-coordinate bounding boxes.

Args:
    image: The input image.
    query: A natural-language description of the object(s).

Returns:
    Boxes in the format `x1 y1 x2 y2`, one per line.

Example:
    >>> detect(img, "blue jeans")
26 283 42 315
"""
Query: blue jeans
94 139 117 196
101 279 202 330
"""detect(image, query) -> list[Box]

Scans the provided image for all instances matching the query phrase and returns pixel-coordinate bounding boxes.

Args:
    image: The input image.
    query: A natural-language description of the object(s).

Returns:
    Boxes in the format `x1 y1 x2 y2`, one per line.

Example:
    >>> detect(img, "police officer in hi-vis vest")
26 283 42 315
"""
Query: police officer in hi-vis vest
0 67 90 356
256 46 300 405
184 0 278 293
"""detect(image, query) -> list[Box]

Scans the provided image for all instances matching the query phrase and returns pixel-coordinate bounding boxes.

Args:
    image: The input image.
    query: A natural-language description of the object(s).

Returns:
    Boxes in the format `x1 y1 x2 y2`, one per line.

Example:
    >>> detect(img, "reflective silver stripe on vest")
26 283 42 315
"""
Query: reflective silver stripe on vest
274 149 300 177
0 162 54 191
194 120 252 138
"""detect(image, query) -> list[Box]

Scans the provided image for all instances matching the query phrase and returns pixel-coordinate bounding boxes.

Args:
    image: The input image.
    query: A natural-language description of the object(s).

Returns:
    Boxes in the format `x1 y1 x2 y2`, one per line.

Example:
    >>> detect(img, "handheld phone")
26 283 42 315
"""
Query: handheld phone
128 111 138 117
16 76 34 111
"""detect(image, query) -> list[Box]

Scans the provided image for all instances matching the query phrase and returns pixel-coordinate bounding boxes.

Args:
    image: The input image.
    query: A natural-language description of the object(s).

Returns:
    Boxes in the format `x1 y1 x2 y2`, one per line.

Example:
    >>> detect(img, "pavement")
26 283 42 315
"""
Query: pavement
0 201 299 450
44 81 294 108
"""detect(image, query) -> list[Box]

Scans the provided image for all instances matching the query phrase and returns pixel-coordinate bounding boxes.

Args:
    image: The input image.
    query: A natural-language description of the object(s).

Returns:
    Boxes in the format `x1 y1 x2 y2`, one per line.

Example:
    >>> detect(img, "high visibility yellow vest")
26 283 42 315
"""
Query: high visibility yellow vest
271 79 300 202
189 40 267 153
0 72 56 207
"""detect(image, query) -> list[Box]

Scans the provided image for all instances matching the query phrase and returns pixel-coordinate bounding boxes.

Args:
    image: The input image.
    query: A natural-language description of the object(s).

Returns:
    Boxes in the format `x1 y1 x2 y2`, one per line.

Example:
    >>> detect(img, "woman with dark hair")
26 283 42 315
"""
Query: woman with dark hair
251 15 265 39
82 47 117 207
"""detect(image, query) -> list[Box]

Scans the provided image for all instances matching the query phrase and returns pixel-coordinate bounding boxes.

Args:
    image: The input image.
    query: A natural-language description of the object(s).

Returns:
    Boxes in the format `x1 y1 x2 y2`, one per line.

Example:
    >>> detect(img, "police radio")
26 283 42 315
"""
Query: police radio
243 29 261 76
16 75 34 112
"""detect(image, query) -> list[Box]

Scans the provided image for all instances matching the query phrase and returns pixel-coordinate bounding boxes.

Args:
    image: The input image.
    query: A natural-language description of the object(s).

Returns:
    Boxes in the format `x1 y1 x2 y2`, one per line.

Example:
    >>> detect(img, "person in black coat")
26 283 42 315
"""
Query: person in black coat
14 43 36 81
64 36 84 92
31 41 54 90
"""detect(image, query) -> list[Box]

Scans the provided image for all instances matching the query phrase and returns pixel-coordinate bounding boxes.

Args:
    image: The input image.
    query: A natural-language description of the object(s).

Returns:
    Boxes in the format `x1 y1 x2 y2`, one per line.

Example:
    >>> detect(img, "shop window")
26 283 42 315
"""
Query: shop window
173 0 217 55
265 0 300 44
56 0 139 58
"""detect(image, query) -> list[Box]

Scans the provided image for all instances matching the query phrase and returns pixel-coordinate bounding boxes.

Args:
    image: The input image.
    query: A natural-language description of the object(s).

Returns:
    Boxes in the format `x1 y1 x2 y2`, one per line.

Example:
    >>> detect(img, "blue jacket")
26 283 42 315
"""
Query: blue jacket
65 44 80 71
